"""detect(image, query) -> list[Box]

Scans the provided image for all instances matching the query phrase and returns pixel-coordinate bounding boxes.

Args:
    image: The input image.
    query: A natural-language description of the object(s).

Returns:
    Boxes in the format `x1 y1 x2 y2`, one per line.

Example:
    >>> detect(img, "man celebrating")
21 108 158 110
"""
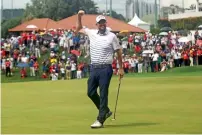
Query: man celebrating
75 10 124 128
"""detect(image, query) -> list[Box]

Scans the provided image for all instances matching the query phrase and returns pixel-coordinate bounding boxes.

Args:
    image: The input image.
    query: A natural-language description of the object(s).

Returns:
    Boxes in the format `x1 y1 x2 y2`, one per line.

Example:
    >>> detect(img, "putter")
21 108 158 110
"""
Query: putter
112 79 122 121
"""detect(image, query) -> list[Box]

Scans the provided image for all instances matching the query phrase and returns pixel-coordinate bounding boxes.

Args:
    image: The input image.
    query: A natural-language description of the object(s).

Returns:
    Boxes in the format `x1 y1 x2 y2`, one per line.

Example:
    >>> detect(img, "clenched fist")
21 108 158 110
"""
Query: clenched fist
78 10 85 16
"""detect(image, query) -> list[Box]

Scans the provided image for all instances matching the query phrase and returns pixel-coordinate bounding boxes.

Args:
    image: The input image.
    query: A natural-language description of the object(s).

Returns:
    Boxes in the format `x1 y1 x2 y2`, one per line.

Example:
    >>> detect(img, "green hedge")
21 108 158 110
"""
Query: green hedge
158 17 202 30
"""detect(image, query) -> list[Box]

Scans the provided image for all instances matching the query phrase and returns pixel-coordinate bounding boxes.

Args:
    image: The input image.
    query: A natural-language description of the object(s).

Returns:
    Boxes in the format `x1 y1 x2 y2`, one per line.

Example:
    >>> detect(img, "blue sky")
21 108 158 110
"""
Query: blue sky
2 0 197 9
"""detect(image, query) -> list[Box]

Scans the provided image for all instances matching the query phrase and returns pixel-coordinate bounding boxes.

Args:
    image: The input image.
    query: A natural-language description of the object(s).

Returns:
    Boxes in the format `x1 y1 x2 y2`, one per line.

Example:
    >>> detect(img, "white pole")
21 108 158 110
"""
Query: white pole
196 0 199 12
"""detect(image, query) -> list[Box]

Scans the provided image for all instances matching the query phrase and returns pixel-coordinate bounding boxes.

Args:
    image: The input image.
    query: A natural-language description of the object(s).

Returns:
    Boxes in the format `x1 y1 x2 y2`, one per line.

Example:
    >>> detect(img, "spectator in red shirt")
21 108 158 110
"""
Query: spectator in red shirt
112 57 117 75
144 33 147 41
1 47 6 57
34 61 39 76
182 50 189 66
5 59 11 77
77 63 83 79
13 49 19 68
123 61 129 74
41 73 48 79
18 37 23 45
20 67 27 78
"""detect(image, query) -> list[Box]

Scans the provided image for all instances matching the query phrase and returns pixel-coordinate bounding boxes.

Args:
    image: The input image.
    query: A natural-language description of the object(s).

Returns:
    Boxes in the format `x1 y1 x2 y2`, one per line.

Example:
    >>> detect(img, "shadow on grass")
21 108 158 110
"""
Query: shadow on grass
105 122 159 128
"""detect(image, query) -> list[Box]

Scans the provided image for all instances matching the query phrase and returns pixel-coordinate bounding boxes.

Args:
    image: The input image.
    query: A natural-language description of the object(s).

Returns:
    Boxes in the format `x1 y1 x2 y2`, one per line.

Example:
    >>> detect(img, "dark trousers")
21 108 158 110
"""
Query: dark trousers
184 59 189 66
124 68 128 74
158 63 161 71
198 56 202 65
152 61 157 72
179 58 183 67
174 59 179 67
6 67 11 77
71 70 76 79
87 65 113 123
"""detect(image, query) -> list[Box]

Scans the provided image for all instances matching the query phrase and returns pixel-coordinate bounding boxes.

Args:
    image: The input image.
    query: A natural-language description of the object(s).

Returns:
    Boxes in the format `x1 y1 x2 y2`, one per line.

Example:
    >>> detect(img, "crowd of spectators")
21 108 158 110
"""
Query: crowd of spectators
1 28 202 81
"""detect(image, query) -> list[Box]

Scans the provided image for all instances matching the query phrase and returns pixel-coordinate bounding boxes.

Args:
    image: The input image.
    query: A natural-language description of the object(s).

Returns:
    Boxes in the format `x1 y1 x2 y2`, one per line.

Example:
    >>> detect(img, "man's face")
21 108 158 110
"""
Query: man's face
97 19 107 34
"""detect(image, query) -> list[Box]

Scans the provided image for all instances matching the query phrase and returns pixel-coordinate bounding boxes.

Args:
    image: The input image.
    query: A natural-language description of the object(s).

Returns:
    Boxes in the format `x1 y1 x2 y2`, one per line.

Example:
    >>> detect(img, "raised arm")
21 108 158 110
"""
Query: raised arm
75 10 85 35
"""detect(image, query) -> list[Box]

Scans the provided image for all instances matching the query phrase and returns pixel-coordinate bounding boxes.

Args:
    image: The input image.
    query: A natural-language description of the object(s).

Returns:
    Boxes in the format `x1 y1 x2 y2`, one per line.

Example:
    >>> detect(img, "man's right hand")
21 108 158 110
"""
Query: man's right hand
78 10 85 16
118 68 124 81
75 10 85 35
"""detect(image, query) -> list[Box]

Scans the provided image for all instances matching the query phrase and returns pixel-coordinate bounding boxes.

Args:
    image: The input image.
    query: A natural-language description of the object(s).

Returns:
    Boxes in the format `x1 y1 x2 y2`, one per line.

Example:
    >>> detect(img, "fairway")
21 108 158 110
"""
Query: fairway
1 75 202 134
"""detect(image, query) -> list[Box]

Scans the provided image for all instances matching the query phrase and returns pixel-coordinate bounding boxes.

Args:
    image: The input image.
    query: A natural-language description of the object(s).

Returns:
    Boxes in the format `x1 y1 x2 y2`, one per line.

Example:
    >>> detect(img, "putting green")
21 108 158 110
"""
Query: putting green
2 75 202 134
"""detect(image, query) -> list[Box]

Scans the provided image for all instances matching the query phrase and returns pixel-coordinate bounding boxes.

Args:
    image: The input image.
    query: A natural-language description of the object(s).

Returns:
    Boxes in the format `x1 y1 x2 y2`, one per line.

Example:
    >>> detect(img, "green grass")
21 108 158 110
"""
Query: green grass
2 73 202 133
2 65 202 83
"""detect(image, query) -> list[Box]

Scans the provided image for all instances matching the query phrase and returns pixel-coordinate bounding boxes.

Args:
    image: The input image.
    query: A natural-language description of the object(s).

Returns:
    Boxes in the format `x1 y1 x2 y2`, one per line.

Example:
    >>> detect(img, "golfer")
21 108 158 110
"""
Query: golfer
75 10 124 128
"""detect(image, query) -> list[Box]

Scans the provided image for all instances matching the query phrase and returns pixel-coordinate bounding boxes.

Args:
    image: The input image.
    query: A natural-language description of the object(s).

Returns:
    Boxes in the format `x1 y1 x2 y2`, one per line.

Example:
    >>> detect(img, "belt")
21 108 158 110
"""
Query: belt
90 64 111 69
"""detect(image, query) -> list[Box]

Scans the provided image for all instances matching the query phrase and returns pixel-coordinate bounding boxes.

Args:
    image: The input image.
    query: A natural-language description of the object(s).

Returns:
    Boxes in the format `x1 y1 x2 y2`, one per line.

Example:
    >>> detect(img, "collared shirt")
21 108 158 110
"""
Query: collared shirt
83 28 122 65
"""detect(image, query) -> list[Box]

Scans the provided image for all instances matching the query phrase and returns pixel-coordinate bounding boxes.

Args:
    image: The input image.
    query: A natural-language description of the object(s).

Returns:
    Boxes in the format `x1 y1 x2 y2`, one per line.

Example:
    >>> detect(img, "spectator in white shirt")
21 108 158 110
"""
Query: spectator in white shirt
50 51 55 58
60 67 65 80
178 50 182 67
50 40 55 51
151 52 159 72
128 56 135 72
172 49 180 67
121 40 128 55
69 38 74 51
71 61 77 79
59 35 65 47
50 70 58 81
21 54 28 63
35 41 41 58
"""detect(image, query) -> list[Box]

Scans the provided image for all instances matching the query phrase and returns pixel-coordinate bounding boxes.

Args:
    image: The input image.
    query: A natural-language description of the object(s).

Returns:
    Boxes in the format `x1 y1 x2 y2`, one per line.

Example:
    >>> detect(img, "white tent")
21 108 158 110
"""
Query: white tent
128 13 150 31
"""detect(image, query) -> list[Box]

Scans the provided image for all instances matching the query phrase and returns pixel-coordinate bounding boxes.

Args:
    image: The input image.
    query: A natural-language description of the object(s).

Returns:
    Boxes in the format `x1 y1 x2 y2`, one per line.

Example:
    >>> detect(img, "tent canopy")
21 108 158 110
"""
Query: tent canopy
128 14 150 31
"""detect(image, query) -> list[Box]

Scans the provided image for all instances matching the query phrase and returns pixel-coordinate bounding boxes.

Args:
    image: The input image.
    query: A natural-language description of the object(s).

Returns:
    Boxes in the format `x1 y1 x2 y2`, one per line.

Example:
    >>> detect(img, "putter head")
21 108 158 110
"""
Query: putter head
111 118 116 121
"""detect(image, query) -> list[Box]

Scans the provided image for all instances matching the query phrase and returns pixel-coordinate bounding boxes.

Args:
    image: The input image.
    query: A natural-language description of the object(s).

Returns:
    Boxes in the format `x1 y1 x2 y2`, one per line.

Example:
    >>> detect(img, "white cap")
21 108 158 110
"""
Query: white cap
96 15 106 23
